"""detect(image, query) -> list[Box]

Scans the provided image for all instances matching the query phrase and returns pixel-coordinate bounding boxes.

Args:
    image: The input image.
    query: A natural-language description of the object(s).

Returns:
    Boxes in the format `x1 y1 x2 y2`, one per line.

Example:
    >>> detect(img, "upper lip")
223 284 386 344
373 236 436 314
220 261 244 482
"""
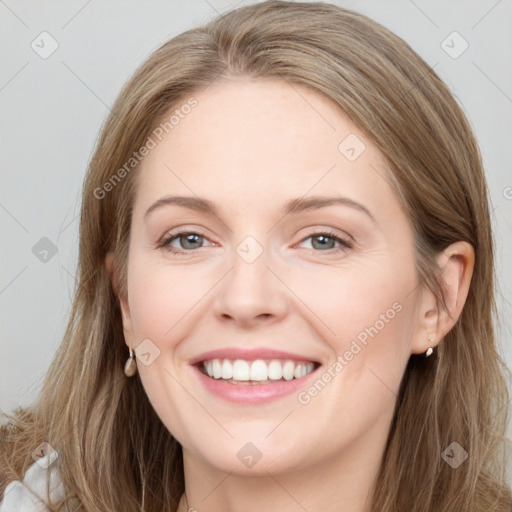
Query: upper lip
188 348 321 366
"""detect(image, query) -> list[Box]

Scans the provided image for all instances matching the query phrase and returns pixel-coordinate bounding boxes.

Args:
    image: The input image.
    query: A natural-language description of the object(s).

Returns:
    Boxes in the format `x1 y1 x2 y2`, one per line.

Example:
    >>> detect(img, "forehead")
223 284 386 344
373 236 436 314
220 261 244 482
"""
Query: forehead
132 78 404 226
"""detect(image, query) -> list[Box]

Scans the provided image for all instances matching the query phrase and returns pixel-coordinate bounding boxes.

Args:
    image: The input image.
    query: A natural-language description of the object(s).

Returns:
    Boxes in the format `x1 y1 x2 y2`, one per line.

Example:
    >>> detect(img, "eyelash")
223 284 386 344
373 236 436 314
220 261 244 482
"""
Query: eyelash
158 229 353 255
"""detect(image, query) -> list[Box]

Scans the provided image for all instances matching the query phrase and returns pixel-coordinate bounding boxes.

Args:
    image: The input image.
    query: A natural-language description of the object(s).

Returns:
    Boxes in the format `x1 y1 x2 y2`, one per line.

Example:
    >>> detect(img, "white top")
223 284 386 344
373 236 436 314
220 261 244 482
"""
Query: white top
0 450 66 512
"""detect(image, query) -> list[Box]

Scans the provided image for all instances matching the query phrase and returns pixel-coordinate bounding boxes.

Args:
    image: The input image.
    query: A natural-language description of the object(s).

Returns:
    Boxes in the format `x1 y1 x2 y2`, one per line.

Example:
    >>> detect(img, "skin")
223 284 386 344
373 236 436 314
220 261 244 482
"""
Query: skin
106 78 474 512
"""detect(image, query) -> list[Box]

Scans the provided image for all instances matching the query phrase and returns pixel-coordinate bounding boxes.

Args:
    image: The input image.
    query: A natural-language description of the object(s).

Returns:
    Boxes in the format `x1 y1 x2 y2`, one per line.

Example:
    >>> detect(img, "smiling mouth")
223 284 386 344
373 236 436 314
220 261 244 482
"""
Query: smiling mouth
197 358 320 384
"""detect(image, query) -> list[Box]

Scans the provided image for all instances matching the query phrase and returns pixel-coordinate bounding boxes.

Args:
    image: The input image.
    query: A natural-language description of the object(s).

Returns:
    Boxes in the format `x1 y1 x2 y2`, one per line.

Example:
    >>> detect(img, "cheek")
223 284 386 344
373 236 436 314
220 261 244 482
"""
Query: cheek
280 257 418 408
280 257 415 349
126 259 210 342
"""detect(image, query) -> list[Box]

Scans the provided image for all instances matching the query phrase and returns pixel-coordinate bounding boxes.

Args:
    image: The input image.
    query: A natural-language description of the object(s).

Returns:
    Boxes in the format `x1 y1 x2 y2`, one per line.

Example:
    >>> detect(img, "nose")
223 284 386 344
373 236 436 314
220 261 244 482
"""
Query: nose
212 239 290 328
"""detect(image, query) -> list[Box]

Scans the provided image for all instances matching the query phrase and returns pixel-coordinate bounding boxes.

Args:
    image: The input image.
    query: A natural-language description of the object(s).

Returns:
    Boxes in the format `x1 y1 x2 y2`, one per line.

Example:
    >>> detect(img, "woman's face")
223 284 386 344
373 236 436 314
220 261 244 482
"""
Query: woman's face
118 78 429 475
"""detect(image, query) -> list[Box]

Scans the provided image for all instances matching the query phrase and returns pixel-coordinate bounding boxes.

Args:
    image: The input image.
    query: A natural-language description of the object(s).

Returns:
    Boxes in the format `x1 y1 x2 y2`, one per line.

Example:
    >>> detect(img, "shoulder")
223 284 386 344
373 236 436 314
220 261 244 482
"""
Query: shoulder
0 450 66 512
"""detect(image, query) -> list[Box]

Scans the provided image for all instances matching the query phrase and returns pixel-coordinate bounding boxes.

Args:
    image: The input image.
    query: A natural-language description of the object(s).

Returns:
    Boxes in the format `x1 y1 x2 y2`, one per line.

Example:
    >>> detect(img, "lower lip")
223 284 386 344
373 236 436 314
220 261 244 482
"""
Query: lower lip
191 364 320 404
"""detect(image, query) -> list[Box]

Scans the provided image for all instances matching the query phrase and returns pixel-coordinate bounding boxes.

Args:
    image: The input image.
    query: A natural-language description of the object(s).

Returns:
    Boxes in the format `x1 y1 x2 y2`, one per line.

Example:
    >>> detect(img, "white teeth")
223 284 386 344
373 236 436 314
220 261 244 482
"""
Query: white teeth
282 360 295 381
221 360 233 379
268 360 283 380
250 360 268 381
232 359 250 380
212 359 222 379
202 358 316 382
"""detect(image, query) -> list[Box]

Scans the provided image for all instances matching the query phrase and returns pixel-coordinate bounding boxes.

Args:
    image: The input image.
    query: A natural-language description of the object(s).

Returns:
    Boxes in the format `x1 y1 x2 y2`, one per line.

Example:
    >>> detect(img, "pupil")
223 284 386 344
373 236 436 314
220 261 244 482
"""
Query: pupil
313 234 333 250
183 233 201 249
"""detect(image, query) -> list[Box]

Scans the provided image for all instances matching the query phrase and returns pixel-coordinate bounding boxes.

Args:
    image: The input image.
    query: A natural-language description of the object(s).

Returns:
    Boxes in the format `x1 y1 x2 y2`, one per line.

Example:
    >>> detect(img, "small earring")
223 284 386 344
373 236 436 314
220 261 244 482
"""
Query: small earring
124 347 137 377
425 339 434 357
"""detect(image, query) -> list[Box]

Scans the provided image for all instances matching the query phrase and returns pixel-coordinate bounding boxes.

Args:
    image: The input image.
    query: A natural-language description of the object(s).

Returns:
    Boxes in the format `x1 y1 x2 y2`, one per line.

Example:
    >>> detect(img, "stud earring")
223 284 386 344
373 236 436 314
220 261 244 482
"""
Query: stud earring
124 347 137 377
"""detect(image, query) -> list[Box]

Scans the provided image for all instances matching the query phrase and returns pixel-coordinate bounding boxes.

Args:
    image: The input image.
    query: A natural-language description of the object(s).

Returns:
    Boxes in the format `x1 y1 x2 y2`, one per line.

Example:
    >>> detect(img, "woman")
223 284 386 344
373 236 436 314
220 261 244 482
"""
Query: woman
1 1 511 511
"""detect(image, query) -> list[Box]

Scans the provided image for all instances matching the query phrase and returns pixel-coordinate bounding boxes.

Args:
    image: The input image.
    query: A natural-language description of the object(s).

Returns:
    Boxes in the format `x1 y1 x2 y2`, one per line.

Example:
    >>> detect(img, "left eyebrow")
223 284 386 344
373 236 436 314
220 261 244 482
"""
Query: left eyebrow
282 195 377 224
143 194 377 225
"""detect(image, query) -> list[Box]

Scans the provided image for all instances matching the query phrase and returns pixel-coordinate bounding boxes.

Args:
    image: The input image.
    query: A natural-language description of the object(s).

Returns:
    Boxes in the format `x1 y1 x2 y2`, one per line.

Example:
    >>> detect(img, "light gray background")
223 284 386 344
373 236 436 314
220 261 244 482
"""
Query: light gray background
1 0 511 466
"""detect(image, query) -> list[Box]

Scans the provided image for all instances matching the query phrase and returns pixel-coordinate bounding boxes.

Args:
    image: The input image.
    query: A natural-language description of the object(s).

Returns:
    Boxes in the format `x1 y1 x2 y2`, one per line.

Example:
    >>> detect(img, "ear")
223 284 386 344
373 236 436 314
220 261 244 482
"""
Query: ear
410 241 475 354
105 251 135 349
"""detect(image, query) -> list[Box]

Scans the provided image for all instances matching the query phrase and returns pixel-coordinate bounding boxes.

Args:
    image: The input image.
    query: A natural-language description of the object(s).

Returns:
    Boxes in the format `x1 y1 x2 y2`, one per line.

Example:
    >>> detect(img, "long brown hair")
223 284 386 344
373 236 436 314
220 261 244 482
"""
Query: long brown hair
2 2 511 510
